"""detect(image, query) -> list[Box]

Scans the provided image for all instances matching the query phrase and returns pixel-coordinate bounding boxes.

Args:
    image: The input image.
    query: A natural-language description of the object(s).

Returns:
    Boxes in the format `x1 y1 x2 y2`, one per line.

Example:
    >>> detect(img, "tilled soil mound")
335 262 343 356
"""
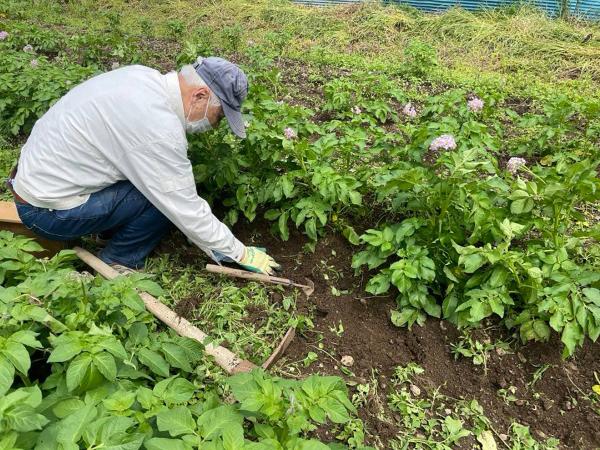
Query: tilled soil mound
231 220 600 449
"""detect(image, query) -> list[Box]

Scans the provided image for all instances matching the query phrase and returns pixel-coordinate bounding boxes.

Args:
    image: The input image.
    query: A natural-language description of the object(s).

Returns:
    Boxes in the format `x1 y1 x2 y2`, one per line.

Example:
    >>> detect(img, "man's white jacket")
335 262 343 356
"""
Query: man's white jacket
13 65 245 262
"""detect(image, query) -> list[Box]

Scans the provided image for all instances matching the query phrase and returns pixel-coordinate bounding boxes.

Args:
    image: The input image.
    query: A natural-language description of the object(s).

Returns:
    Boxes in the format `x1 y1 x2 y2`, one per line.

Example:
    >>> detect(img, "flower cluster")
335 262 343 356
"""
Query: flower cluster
402 102 417 118
0 31 8 40
351 106 362 115
30 59 39 68
429 134 457 151
467 97 484 113
284 127 297 140
506 157 527 175
23 44 34 53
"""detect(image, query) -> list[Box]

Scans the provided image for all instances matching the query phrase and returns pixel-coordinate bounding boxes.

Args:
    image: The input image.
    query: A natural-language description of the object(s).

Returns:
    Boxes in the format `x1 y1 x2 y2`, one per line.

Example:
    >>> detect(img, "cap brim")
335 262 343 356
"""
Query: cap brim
222 102 246 138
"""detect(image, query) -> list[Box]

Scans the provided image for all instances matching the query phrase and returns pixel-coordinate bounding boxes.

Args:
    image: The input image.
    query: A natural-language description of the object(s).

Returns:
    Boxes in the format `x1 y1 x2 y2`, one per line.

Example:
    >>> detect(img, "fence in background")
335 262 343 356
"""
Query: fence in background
292 0 600 20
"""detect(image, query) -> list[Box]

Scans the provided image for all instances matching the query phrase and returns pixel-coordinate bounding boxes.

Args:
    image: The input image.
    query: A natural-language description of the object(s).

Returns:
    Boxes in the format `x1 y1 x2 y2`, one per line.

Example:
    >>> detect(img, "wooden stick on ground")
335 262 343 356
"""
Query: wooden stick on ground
205 264 315 297
73 247 256 374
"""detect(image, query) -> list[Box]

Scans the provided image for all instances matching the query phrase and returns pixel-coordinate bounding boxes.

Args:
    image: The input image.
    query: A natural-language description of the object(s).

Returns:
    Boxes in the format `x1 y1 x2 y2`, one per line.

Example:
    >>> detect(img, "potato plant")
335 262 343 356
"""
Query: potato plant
0 232 366 449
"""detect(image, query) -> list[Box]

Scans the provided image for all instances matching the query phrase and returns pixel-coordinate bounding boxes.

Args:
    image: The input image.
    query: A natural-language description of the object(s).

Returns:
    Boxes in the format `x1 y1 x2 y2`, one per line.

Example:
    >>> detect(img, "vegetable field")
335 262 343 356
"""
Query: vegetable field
1 0 600 449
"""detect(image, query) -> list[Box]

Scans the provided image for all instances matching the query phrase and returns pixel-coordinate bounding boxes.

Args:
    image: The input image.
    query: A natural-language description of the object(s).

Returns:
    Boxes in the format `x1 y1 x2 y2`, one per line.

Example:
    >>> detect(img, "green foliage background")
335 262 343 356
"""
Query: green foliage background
1 0 600 447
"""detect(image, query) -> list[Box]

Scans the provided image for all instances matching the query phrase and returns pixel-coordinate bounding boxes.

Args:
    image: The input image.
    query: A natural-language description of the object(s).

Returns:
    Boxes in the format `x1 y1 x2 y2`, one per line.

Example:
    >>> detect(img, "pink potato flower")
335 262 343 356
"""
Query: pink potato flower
467 97 484 113
403 102 417 118
506 157 527 175
30 59 39 68
351 106 362 114
429 134 457 152
284 127 297 140
0 31 9 40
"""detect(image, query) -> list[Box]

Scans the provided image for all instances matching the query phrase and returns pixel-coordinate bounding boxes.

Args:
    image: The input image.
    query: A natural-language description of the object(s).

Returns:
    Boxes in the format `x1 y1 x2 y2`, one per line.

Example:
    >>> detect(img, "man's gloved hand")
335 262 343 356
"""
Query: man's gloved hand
238 247 280 275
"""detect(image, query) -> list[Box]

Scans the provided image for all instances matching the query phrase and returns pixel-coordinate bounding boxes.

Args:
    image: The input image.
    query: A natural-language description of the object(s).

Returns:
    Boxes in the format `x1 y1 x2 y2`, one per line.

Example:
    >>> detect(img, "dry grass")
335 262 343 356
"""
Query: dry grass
6 0 600 95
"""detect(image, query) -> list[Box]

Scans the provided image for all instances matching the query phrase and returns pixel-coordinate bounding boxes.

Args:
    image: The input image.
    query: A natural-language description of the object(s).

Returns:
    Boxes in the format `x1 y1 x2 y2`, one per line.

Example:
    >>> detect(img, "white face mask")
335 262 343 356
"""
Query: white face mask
185 97 212 134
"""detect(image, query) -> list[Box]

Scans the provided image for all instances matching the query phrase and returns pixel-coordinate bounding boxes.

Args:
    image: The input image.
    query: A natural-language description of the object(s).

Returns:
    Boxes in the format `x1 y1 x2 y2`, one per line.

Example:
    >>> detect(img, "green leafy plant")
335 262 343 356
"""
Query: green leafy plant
0 232 363 449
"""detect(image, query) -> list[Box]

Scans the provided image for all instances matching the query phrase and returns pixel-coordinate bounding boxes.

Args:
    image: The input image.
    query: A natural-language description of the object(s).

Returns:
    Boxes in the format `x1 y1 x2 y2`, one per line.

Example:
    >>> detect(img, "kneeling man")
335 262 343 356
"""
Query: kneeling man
9 56 279 275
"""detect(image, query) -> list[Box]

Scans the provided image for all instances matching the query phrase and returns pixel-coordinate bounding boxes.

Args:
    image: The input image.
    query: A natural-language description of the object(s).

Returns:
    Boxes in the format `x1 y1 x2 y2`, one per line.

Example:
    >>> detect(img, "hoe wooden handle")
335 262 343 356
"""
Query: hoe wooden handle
73 247 256 374
205 264 307 288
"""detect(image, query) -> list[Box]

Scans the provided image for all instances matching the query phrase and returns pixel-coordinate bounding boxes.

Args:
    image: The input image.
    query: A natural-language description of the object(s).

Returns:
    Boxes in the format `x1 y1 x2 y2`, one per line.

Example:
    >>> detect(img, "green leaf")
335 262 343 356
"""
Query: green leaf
422 296 441 318
3 341 30 375
9 330 41 348
278 211 290 241
197 405 243 440
161 343 192 373
93 352 117 381
583 288 600 306
264 209 281 221
136 279 164 297
103 390 136 412
510 197 534 214
460 254 485 273
228 372 257 403
442 292 458 319
390 308 416 328
157 406 196 437
97 338 127 361
66 352 92 391
48 340 84 363
145 438 191 450
128 322 148 345
6 405 49 432
52 398 86 419
57 404 97 444
0 357 15 396
293 439 330 449
96 420 142 449
223 424 245 450
138 348 170 377
0 432 18 449
532 320 550 341
365 273 390 295
342 225 360 246
305 218 318 241
308 405 327 423
444 416 465 436
154 376 196 404
320 397 350 424
469 301 489 323
561 321 583 356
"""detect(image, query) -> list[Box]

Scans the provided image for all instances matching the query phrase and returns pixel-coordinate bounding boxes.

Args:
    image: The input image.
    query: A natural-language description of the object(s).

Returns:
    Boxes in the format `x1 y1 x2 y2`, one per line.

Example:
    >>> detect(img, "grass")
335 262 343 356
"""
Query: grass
350 362 560 449
3 0 600 101
145 251 304 364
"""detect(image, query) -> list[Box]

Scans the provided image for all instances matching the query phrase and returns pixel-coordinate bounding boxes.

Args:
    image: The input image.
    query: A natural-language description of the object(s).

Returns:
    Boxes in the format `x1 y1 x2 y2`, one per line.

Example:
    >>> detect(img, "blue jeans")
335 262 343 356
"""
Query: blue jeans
16 181 172 268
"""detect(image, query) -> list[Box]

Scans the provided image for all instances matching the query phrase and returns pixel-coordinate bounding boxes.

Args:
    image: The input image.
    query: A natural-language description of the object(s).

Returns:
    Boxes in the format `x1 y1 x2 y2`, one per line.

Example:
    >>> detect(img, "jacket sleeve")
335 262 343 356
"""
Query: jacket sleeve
115 138 245 261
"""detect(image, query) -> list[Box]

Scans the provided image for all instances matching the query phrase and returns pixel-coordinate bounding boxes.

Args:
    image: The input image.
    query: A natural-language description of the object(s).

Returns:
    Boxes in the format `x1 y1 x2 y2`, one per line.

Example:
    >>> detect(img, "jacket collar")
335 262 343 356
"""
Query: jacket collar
165 71 185 128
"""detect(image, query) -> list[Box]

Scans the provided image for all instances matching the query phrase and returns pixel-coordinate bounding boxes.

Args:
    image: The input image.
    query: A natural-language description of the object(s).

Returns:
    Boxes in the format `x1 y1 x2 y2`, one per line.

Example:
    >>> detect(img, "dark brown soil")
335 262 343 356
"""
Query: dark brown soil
225 218 600 449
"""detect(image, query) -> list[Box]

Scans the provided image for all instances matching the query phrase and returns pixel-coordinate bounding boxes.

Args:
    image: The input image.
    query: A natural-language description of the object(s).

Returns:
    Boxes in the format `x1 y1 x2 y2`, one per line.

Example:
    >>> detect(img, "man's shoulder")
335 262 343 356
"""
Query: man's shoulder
113 64 160 76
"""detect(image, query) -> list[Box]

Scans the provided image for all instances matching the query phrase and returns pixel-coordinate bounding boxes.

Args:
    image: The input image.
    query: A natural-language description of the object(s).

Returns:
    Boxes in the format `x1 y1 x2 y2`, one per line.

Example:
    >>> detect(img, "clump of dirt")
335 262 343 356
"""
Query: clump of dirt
229 218 600 449
173 294 201 319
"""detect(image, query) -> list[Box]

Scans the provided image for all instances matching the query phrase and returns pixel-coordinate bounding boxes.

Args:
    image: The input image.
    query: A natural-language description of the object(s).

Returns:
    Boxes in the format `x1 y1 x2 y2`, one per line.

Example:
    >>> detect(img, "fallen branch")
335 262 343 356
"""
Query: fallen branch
73 246 256 374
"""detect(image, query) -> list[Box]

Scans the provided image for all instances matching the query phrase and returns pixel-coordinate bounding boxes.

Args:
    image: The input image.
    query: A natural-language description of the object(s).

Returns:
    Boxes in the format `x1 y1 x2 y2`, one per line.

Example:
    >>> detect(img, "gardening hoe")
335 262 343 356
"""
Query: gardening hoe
73 247 256 375
205 264 315 298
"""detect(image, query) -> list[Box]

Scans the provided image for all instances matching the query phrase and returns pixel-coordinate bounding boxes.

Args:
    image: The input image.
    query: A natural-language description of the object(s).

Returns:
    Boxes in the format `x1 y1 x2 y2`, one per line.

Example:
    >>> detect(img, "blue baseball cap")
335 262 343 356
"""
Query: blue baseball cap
193 56 248 138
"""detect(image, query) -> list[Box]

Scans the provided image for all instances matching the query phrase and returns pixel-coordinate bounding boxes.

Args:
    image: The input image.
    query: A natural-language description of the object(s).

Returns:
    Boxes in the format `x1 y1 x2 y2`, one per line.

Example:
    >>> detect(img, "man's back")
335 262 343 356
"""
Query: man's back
14 65 186 209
